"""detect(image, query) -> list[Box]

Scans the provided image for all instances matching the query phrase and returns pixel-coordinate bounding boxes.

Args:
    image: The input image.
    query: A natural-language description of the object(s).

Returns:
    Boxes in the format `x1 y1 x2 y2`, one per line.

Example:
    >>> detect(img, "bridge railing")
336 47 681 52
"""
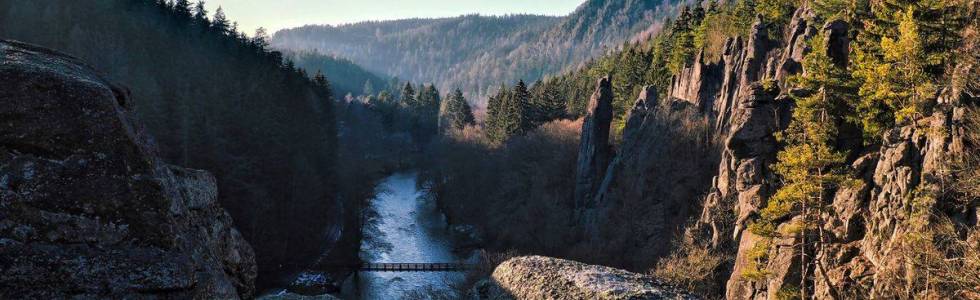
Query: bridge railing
360 262 475 271
311 262 476 272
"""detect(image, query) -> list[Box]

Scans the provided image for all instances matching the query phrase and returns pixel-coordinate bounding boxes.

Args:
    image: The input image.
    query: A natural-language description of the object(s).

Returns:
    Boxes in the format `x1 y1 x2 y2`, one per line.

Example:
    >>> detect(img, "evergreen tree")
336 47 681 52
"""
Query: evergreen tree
313 70 332 97
511 80 533 133
173 0 192 19
854 8 939 139
212 7 230 35
192 1 208 27
530 81 566 126
692 4 706 25
404 84 440 145
751 33 858 297
485 84 513 144
253 27 270 49
668 6 697 74
442 89 476 131
859 0 968 70
400 82 416 108
733 0 758 36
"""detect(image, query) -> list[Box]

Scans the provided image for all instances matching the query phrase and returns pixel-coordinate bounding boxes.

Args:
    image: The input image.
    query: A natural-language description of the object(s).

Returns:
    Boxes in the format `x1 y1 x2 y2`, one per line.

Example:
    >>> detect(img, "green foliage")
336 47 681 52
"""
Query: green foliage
759 33 857 236
850 0 971 141
440 89 476 131
742 237 773 281
776 285 802 300
485 81 533 144
813 0 860 21
409 84 442 145
733 0 759 37
756 0 798 31
400 82 417 108
854 8 940 139
668 6 701 74
531 31 672 132
528 81 567 126
692 6 743 63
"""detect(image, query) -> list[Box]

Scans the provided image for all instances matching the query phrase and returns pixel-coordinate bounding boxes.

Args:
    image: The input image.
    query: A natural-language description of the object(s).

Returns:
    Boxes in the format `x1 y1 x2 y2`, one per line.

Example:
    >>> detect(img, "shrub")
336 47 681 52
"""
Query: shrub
652 236 729 298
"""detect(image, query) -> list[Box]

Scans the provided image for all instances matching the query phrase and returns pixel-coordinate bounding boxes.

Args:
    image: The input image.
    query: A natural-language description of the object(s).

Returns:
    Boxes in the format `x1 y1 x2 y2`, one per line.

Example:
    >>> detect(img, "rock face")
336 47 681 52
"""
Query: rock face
492 256 697 300
670 51 723 113
567 2 976 298
809 87 974 298
585 85 720 265
0 40 256 298
657 4 978 299
574 76 614 221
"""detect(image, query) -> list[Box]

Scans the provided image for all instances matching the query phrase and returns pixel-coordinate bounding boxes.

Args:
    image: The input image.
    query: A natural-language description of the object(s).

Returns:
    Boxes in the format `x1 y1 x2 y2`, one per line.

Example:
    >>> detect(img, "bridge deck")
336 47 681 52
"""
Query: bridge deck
359 263 474 272
313 263 475 272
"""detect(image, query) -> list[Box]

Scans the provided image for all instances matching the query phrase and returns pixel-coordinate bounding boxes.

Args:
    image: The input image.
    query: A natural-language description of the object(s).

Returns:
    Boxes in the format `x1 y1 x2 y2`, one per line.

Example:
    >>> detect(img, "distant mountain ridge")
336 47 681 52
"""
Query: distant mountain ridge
272 0 686 105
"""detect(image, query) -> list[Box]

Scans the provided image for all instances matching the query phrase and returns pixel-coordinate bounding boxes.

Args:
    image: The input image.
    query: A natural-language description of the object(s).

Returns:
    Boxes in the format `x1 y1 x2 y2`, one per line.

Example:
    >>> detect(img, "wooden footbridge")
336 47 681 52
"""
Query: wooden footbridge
311 262 477 272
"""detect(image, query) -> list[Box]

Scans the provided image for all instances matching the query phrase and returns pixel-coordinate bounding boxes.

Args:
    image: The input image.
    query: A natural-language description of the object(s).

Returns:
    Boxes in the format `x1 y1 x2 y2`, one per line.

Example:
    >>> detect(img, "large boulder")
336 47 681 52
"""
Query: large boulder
491 256 697 300
0 40 256 298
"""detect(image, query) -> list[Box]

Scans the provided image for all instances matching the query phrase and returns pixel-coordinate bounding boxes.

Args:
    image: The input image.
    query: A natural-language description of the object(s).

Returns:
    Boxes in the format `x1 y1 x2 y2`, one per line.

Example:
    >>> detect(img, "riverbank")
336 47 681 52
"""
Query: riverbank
341 172 476 299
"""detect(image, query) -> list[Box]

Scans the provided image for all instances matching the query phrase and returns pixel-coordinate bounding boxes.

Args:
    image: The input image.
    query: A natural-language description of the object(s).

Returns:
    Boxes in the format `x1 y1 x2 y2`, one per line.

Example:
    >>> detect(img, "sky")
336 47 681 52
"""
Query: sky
203 0 586 35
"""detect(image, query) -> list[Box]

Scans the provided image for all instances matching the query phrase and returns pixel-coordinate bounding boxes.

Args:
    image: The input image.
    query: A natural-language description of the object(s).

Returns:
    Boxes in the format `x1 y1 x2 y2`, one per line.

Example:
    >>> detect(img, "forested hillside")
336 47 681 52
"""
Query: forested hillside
0 0 359 288
424 0 978 297
272 0 686 104
283 49 391 99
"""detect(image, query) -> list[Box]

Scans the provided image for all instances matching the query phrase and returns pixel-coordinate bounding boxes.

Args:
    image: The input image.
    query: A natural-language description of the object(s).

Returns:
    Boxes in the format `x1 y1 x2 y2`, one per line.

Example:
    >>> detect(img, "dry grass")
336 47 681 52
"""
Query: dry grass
953 108 980 201
876 218 980 299
652 235 730 299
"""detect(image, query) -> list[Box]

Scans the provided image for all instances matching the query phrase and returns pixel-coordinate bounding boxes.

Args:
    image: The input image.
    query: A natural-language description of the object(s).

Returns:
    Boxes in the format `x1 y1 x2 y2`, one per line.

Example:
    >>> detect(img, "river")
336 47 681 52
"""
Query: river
343 172 474 299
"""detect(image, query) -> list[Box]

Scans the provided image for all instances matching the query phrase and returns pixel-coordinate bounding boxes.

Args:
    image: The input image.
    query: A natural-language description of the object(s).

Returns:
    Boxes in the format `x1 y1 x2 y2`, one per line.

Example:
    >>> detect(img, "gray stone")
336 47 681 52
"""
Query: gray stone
574 76 614 218
0 40 256 299
492 256 698 300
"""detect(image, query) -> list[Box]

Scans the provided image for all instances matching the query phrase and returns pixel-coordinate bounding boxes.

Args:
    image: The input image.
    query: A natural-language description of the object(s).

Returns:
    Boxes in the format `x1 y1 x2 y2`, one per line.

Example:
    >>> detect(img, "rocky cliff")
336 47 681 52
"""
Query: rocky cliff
491 256 696 300
575 76 615 229
576 3 977 298
679 5 977 299
0 40 256 298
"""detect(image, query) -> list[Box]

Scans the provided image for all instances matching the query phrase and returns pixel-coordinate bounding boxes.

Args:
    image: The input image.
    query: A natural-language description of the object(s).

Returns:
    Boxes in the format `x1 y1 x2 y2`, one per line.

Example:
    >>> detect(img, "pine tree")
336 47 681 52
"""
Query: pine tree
419 84 441 114
530 81 566 126
485 84 515 144
860 0 968 70
733 0 758 37
173 0 192 19
253 27 270 49
405 84 440 145
511 80 532 133
400 82 416 108
854 8 939 139
312 70 335 118
442 89 475 131
752 33 857 297
668 6 697 74
192 1 208 28
212 7 230 35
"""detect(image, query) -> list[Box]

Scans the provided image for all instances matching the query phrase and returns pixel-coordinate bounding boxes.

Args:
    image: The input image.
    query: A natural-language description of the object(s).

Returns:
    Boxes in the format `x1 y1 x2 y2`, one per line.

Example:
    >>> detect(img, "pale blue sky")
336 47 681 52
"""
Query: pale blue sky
203 0 586 35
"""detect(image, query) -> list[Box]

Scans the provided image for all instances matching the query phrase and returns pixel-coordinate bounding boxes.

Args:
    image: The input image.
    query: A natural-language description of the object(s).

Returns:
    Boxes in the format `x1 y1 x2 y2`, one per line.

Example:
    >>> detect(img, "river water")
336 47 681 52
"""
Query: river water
343 172 473 299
